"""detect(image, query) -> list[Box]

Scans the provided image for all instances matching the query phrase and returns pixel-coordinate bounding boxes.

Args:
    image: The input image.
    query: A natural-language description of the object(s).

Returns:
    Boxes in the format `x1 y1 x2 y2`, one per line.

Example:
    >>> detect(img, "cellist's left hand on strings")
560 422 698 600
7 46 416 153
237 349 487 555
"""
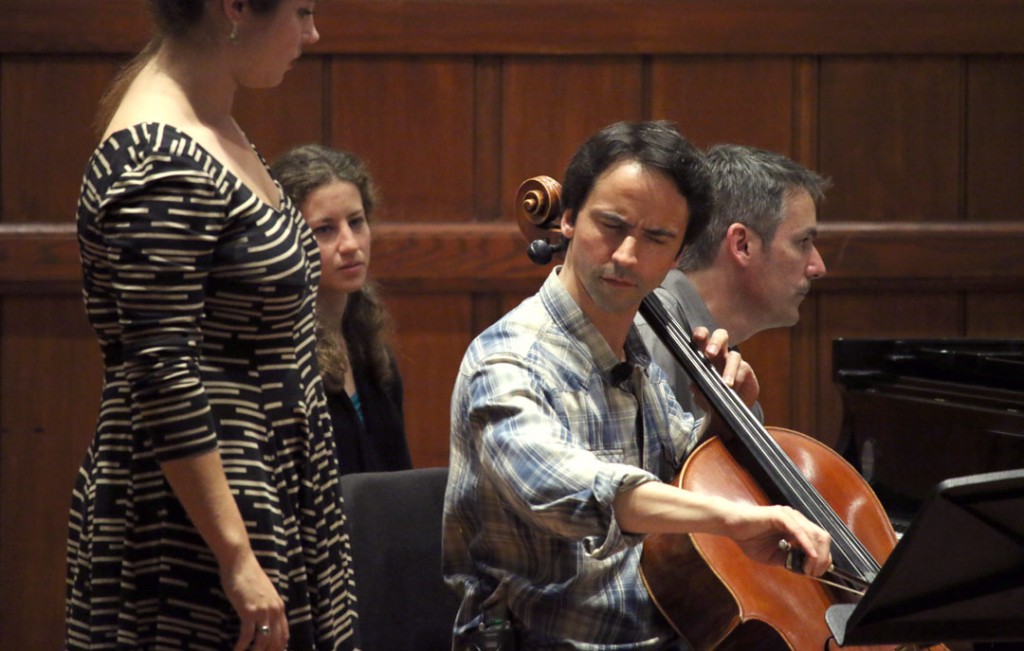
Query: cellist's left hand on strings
691 327 760 409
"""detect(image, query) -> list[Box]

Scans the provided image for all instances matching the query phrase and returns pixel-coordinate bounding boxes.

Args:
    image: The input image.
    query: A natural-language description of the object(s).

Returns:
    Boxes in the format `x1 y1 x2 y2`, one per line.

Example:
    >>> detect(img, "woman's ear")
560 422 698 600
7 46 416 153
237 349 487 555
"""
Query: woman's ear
224 0 245 21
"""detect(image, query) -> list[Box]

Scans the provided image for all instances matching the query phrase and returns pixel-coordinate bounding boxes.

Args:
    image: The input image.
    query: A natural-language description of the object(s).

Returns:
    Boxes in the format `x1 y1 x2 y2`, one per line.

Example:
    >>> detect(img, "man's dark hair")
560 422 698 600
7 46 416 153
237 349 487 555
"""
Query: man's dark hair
561 121 713 252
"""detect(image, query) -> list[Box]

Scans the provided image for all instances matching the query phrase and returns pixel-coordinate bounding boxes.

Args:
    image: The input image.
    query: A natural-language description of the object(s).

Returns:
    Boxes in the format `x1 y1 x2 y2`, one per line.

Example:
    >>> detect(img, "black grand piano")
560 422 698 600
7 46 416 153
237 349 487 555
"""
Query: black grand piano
833 338 1024 532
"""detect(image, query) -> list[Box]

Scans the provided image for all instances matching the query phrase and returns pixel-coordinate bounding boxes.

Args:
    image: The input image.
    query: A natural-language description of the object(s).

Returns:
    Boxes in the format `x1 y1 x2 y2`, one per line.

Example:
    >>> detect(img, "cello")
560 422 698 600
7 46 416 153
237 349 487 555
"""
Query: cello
515 175 949 651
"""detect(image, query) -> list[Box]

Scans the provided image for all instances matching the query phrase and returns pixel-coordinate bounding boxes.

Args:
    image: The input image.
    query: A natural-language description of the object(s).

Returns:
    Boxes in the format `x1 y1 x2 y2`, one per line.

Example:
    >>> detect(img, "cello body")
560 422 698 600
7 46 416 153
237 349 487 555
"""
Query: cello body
641 427 913 651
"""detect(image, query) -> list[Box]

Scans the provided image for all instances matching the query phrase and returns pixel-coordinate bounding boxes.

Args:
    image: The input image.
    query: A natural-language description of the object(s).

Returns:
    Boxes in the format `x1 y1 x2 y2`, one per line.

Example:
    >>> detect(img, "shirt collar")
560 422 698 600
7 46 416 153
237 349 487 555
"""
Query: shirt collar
540 266 652 383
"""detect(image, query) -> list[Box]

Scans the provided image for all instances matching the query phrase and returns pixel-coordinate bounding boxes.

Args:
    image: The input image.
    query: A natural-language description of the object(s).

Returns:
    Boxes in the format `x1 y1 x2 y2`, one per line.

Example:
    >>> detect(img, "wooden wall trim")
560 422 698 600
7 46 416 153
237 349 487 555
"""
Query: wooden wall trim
3 0 1023 55
4 222 1023 294
816 221 1024 289
315 1 1024 56
0 224 82 294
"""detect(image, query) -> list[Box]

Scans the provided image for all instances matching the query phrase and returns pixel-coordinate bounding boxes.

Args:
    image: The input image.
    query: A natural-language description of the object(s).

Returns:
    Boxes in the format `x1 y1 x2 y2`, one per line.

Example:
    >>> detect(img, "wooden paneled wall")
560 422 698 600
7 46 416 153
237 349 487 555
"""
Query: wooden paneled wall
2 1 1023 648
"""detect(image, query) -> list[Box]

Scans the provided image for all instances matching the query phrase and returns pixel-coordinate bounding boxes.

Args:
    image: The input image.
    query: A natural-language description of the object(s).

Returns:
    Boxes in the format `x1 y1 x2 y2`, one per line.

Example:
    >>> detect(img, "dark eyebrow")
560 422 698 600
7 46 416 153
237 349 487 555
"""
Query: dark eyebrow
596 210 679 239
643 226 679 240
595 210 628 225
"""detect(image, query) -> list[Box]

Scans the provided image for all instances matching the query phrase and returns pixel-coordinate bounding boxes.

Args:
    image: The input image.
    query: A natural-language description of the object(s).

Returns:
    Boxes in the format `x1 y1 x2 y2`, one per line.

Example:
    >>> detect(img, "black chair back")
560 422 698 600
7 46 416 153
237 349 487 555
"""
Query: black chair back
340 467 460 650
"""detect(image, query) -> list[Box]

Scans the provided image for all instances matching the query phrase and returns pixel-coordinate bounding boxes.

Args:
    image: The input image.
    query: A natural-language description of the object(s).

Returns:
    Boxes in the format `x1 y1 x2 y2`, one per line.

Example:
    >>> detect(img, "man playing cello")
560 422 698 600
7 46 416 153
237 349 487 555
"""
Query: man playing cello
442 121 832 650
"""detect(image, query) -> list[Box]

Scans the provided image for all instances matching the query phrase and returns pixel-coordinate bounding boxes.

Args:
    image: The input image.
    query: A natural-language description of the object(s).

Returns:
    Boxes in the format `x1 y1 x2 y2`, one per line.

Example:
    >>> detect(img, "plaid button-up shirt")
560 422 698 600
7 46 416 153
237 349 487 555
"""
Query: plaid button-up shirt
443 267 700 650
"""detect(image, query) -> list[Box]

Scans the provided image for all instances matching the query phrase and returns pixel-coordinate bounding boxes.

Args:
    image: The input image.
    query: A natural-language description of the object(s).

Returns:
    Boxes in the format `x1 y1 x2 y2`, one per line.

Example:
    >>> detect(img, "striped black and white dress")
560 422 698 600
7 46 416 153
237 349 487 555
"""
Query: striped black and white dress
67 123 359 650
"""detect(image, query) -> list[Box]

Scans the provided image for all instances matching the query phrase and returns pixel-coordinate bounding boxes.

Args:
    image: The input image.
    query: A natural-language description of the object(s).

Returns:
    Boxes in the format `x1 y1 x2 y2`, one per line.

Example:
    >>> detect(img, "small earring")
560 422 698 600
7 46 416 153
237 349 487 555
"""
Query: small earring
229 22 240 44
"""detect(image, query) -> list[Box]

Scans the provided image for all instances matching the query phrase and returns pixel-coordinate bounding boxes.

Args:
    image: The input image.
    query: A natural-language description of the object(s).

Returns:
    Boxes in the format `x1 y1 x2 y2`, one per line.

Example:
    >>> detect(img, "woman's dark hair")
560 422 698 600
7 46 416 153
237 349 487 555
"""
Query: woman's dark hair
561 120 713 254
271 145 395 392
271 144 378 218
94 0 283 136
145 0 282 37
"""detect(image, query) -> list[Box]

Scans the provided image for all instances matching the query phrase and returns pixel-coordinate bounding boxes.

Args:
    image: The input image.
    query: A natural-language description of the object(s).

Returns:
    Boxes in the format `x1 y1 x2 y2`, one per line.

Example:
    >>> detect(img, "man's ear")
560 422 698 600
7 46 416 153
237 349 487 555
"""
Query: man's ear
560 209 575 239
725 223 755 267
674 245 686 268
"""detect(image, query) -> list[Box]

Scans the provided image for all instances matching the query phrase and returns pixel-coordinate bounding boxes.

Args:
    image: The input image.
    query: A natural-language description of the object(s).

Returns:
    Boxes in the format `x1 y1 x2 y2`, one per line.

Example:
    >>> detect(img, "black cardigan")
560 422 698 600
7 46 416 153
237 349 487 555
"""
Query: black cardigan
326 355 412 475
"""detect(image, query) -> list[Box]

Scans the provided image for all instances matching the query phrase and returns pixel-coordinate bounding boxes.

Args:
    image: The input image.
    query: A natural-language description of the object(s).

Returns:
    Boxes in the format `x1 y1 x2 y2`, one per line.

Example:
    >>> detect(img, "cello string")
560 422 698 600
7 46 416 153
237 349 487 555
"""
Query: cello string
708 366 878 574
662 306 878 577
639 295 881 580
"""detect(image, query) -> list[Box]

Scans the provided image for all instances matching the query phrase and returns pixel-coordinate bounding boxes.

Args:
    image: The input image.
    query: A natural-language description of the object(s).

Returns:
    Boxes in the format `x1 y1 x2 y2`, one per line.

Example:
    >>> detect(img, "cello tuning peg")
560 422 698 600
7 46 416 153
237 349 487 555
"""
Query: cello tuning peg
527 239 565 265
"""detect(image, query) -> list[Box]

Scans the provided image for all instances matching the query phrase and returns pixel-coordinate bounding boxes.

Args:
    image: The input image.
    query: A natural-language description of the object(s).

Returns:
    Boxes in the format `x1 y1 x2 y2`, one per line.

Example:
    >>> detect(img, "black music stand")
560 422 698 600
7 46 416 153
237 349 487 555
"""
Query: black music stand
826 469 1024 647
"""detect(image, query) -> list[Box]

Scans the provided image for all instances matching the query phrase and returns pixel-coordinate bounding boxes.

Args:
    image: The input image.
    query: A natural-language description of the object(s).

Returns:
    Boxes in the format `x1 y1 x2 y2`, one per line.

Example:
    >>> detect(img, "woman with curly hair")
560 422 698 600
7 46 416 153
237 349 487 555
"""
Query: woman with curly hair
272 145 412 475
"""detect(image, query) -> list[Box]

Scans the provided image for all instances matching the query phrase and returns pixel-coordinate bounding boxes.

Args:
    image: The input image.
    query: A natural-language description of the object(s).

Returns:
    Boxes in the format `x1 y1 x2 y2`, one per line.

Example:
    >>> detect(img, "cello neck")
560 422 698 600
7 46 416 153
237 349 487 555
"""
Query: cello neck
638 293 880 584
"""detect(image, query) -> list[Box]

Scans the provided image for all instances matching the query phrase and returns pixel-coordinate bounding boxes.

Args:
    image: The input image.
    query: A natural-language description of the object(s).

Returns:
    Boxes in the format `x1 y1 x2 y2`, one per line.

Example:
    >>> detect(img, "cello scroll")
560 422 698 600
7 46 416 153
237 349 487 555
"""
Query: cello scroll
515 176 567 265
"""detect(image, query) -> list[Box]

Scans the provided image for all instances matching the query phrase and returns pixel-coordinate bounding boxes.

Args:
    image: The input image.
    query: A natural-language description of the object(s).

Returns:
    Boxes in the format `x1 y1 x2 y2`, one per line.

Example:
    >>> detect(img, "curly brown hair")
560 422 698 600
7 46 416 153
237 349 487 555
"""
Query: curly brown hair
271 144 395 393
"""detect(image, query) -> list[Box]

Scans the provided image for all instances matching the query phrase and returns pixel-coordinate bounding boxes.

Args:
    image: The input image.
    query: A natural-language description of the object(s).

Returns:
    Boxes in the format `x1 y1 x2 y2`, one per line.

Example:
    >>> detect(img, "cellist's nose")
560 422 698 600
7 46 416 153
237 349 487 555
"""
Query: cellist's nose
612 236 638 269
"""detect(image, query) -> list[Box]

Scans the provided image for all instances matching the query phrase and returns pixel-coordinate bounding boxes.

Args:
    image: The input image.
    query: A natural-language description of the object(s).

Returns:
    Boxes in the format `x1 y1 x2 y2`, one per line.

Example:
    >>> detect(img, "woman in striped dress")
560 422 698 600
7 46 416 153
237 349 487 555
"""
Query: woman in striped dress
66 1 358 649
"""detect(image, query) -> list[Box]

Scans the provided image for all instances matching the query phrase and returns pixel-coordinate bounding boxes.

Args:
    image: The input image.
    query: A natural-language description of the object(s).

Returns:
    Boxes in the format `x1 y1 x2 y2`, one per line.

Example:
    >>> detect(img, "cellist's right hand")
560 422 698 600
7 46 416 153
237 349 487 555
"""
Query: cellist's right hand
723 501 833 577
614 479 831 578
